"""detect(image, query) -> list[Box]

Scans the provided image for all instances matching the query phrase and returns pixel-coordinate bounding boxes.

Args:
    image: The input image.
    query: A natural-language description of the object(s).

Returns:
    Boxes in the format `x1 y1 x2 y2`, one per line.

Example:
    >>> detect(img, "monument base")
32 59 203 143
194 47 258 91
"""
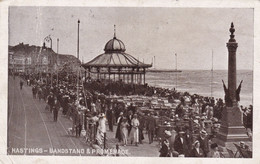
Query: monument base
214 105 250 147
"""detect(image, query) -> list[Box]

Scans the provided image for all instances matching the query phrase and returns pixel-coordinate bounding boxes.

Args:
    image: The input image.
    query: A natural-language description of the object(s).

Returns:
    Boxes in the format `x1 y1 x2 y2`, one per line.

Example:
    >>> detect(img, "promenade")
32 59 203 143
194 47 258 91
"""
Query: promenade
8 76 94 156
7 76 158 156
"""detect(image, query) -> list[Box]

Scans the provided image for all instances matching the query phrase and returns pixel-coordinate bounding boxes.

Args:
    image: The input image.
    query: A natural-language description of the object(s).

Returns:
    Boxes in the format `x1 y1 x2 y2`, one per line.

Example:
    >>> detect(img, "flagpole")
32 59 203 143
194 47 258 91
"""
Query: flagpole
175 53 178 90
57 38 59 85
211 50 214 97
77 19 80 99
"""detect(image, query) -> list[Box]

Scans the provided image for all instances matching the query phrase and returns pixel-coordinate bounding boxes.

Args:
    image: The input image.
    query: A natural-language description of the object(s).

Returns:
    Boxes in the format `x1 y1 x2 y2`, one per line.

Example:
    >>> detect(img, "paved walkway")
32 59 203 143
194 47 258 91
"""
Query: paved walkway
7 76 159 157
8 77 94 156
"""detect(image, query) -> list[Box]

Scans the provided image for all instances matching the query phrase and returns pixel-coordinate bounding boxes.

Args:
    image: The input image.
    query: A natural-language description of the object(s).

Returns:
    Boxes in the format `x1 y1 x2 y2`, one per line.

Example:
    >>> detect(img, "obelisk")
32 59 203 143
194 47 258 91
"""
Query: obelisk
216 23 250 146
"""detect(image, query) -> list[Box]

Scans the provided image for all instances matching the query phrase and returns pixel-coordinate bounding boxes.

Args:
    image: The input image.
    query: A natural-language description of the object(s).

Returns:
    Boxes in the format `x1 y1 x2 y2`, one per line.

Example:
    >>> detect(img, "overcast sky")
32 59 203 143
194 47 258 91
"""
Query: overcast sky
9 7 253 70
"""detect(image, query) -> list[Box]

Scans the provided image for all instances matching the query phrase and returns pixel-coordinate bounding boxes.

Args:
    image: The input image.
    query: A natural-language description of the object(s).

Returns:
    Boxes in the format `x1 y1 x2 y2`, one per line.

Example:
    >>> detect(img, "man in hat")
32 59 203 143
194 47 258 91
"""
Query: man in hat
75 111 82 138
138 113 145 144
32 85 37 99
127 110 134 134
197 129 210 157
106 104 114 132
20 79 23 90
175 104 185 118
62 94 70 115
184 126 193 154
173 130 189 157
47 92 55 113
147 113 156 144
53 98 61 122
159 130 171 157
95 99 102 114
127 103 136 114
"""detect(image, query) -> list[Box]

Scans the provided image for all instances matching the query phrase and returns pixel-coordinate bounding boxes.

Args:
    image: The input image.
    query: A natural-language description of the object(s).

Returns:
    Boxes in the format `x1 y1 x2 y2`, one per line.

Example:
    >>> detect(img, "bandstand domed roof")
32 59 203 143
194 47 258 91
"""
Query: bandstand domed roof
82 26 152 69
104 37 126 53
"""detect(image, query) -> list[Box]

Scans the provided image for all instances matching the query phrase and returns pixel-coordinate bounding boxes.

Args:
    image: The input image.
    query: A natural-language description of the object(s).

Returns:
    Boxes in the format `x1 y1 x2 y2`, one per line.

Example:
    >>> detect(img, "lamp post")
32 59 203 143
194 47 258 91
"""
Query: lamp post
43 35 53 50
175 53 177 90
57 38 59 85
43 35 59 87
76 19 81 100
76 19 86 137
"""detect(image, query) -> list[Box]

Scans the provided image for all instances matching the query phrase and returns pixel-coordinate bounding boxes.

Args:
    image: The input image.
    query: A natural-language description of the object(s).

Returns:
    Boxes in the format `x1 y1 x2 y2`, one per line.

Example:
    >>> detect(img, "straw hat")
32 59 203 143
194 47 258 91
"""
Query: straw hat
183 115 189 120
193 140 200 147
179 130 185 134
201 116 207 120
200 130 207 135
193 120 199 124
164 130 172 137
212 118 218 122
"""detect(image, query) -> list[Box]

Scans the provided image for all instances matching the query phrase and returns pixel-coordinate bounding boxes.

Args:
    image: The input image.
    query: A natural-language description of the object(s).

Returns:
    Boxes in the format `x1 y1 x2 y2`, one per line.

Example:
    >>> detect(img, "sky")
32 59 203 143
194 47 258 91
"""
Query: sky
9 7 254 70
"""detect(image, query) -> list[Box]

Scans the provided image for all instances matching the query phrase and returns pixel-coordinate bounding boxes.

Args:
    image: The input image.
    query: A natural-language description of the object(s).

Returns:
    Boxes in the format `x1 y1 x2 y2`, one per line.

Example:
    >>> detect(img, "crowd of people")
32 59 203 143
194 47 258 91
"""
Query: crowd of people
16 73 253 157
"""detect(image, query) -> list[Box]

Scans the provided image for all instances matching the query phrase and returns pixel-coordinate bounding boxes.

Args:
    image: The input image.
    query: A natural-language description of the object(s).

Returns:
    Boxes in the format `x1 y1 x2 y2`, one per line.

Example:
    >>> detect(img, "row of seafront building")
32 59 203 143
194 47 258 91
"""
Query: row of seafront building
8 42 80 74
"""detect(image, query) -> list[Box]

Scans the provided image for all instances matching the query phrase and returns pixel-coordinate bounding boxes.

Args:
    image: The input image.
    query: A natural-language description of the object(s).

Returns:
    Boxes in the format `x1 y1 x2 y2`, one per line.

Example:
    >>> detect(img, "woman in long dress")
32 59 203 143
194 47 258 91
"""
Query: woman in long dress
129 114 139 146
115 112 124 142
96 113 106 146
120 117 129 146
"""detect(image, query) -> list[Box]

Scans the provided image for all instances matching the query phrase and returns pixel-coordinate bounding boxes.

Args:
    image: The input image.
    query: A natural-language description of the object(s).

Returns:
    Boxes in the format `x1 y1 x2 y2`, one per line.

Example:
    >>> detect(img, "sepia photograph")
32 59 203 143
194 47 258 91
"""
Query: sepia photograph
7 6 253 158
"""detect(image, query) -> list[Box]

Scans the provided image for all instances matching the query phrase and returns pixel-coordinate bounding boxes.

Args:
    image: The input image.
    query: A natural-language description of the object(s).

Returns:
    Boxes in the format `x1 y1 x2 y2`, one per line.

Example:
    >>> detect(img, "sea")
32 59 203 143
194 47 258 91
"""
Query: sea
145 70 253 107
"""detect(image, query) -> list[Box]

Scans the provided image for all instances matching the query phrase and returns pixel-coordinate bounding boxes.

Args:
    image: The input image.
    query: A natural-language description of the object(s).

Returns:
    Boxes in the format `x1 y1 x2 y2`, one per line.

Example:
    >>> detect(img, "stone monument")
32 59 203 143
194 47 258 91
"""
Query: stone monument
216 23 250 146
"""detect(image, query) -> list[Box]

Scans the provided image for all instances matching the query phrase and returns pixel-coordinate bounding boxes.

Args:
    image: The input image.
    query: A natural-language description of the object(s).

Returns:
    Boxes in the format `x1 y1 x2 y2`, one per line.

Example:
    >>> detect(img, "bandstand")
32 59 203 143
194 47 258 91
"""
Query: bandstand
82 27 152 85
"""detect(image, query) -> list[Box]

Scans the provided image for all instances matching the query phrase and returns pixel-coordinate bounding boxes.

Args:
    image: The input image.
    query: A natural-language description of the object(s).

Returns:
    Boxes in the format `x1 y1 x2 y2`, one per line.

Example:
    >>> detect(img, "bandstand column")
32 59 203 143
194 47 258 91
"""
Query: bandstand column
144 68 146 85
97 68 100 80
136 68 139 84
140 73 142 84
84 70 86 83
88 67 90 78
131 68 134 84
108 67 111 82
118 68 121 81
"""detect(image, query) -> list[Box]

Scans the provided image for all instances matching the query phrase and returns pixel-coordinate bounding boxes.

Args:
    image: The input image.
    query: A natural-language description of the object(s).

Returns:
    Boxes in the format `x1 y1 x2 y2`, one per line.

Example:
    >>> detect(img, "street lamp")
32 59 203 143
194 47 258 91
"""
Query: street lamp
43 35 59 87
43 35 52 50
57 38 59 85
76 19 86 137
43 35 53 86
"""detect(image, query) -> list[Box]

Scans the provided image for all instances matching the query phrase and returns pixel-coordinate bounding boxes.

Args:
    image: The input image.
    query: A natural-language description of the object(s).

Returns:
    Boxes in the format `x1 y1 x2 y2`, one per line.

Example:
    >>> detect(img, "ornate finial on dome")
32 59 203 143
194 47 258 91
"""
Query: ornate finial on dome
114 24 116 39
229 22 236 42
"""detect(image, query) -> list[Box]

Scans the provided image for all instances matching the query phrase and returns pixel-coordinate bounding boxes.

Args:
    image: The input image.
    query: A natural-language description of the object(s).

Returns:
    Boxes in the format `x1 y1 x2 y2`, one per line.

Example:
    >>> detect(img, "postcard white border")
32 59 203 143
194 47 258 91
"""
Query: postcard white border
0 0 260 164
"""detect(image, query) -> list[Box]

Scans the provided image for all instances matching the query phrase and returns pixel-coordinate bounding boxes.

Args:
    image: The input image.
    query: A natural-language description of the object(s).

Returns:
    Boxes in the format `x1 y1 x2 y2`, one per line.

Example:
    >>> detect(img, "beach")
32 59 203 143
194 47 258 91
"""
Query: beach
146 70 253 106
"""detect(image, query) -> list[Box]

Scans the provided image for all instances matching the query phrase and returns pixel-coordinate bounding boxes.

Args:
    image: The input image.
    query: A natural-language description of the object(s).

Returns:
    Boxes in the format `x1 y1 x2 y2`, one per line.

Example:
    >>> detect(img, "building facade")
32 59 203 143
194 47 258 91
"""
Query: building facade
8 43 80 75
